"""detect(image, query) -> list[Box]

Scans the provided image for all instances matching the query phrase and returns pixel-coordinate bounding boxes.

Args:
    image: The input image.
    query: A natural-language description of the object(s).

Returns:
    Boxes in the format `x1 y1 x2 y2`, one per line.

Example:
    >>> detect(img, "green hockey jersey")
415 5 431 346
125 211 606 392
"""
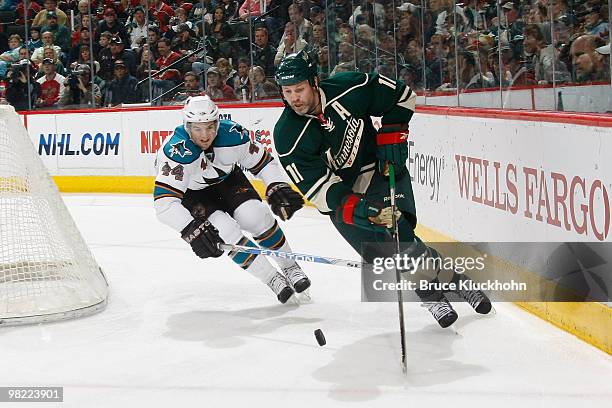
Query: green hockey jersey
273 71 416 214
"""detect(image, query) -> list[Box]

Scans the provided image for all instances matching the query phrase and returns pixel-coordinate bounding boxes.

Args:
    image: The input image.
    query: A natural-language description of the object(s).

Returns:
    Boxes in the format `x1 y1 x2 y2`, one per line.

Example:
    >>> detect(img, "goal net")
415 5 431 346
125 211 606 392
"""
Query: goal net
0 106 108 326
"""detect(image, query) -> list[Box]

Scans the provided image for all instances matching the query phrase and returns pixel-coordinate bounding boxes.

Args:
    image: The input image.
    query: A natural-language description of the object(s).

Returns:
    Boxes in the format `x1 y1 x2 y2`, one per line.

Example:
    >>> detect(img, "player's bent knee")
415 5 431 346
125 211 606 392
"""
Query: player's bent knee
233 199 275 235
207 210 243 244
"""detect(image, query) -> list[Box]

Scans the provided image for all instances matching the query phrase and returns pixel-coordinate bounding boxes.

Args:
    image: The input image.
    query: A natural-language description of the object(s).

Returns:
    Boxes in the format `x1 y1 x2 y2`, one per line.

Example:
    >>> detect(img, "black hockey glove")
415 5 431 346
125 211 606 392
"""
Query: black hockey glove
181 218 224 258
266 182 305 220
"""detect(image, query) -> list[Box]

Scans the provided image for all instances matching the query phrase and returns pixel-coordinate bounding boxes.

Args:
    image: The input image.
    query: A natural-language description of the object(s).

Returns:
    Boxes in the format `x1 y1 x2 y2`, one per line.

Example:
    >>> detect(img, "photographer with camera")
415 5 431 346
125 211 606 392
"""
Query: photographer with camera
5 59 40 111
59 64 101 108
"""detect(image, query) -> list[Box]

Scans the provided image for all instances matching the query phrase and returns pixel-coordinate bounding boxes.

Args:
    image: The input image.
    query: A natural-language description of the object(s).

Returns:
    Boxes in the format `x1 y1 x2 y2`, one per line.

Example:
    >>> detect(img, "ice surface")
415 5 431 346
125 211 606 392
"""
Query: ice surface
0 195 609 408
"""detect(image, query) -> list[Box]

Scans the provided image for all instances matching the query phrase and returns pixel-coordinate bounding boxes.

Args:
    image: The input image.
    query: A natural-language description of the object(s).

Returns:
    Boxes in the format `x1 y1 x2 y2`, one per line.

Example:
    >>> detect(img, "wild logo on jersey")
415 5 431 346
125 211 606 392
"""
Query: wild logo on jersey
326 100 364 171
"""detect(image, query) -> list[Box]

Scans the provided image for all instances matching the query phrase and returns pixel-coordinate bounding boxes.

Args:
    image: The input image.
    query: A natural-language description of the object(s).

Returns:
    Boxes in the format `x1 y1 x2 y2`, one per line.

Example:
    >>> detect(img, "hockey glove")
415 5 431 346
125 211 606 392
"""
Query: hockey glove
337 194 402 233
266 182 305 220
376 124 409 175
181 218 224 259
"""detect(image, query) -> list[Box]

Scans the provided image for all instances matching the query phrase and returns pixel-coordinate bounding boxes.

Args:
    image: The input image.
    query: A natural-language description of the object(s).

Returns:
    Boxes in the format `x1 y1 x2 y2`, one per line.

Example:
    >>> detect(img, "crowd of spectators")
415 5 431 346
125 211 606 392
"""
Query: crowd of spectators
0 0 609 110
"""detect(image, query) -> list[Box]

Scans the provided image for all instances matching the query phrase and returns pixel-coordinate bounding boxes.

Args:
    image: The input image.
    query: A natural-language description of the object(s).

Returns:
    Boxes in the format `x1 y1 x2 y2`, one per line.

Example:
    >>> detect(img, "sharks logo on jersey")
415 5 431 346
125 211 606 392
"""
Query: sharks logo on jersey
169 140 192 158
199 165 230 185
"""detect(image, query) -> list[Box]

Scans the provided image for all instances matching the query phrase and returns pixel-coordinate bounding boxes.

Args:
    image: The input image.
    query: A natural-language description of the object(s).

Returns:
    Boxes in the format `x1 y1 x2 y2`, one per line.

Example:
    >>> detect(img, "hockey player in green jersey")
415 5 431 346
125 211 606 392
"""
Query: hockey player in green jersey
273 51 491 327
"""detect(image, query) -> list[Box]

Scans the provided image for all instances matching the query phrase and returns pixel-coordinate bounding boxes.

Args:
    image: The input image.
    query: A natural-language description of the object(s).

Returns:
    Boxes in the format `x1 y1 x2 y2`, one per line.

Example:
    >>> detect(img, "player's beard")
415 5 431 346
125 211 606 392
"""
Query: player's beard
302 88 322 116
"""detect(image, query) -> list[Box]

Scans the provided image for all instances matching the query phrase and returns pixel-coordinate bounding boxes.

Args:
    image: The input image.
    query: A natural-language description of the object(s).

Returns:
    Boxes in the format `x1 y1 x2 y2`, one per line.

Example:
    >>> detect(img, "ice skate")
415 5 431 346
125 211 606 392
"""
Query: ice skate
266 272 294 304
282 264 311 293
455 278 493 314
421 293 459 328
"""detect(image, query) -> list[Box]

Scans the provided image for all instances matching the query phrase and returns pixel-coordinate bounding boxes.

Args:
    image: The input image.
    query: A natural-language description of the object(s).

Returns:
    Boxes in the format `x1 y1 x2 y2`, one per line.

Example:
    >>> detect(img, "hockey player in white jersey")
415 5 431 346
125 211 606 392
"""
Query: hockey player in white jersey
154 95 308 303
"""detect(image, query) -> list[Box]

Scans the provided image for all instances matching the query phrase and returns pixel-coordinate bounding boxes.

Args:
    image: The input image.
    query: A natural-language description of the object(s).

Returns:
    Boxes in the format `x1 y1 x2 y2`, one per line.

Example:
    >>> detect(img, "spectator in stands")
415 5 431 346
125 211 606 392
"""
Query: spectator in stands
69 26 99 65
189 0 214 25
205 66 235 100
523 24 570 84
396 9 421 51
310 23 326 54
70 44 98 71
238 0 263 20
59 64 101 108
252 27 276 77
317 45 330 78
147 26 161 60
215 57 236 88
233 57 251 101
40 11 71 53
336 23 354 45
249 65 278 100
459 50 484 89
220 0 240 21
583 2 608 37
151 37 182 97
27 27 42 52
36 57 65 108
128 6 148 49
72 14 96 48
107 59 140 106
172 24 198 54
150 0 175 33
309 6 325 26
274 22 309 65
172 71 206 103
31 32 62 65
169 6 193 32
399 63 421 90
5 59 40 111
332 0 353 23
99 36 137 81
37 45 65 77
205 6 235 58
74 0 90 28
98 31 112 60
96 8 129 46
506 45 537 86
336 41 355 67
349 0 385 28
597 44 611 84
570 34 609 82
136 46 158 80
403 39 423 71
16 0 42 26
0 35 23 79
286 3 313 44
33 0 68 27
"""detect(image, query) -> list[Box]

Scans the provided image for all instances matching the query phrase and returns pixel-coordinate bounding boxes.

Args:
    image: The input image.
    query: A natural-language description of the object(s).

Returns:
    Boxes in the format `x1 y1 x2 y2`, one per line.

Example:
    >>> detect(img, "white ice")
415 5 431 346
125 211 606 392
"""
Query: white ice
0 194 610 408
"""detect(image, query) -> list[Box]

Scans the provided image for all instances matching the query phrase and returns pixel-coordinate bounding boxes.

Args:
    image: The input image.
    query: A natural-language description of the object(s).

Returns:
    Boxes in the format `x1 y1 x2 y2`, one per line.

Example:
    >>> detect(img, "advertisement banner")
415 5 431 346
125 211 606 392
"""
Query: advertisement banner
410 115 612 242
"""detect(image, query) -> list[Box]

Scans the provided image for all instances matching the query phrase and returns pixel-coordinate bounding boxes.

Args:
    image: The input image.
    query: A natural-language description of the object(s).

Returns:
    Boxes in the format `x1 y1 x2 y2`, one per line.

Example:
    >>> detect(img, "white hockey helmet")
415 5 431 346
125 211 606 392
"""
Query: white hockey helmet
182 95 219 129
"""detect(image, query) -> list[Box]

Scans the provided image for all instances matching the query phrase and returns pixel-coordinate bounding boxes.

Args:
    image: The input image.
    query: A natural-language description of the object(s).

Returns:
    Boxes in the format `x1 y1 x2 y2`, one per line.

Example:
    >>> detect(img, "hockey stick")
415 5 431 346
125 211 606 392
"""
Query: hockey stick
389 163 408 374
218 243 364 268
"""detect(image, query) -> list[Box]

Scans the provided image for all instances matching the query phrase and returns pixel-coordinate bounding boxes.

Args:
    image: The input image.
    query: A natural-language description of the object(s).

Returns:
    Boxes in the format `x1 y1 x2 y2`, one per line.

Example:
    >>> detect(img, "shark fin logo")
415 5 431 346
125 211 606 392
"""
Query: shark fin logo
169 140 192 158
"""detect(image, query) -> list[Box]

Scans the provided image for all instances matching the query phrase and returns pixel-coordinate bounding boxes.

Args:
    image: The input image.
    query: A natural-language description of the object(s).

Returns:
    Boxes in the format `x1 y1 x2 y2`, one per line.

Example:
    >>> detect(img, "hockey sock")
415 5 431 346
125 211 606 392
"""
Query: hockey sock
253 220 298 270
227 236 279 283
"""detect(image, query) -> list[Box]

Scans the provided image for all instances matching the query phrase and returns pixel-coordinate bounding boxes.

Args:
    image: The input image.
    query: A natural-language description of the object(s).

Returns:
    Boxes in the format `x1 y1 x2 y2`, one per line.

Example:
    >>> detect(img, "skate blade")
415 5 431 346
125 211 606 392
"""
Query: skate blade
449 324 461 336
286 293 300 305
294 289 313 304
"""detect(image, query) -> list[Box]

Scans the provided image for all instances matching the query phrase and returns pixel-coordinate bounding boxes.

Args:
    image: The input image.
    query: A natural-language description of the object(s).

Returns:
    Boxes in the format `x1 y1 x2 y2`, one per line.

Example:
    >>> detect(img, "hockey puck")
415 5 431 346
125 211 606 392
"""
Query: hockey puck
314 329 326 346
